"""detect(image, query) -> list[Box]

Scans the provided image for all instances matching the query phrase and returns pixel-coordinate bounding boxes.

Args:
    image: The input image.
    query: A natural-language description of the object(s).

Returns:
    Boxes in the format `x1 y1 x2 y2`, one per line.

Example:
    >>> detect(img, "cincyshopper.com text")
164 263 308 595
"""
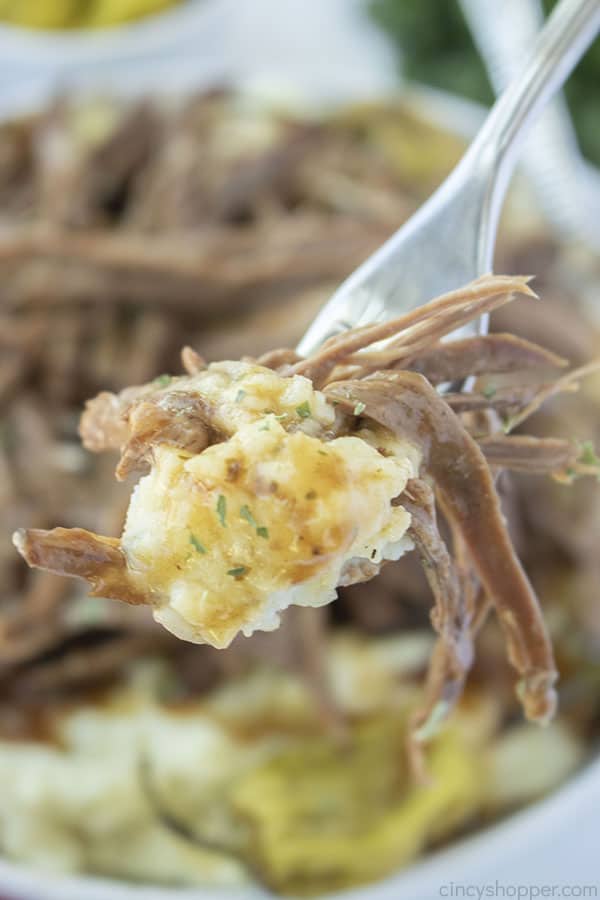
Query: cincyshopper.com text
439 882 598 899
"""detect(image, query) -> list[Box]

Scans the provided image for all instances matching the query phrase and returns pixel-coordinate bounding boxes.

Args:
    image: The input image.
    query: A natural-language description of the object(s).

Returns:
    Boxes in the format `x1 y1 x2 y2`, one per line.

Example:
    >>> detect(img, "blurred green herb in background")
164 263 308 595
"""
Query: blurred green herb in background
369 0 600 166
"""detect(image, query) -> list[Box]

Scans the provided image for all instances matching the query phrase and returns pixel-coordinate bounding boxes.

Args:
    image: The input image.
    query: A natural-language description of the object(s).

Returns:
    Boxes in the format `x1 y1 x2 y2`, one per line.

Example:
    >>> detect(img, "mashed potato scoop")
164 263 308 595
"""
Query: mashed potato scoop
15 361 417 650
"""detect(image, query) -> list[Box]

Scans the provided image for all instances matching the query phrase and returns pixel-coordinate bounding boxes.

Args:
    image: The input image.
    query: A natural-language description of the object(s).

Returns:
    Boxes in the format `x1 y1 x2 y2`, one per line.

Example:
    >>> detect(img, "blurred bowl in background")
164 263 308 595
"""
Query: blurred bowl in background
0 0 185 32
0 0 399 120
0 0 231 118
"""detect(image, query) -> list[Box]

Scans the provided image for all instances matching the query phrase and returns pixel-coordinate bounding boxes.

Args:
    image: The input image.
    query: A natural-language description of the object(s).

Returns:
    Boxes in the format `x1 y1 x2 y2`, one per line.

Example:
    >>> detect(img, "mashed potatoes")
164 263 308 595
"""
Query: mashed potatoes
0 644 583 892
0 642 472 889
121 362 417 647
13 361 419 648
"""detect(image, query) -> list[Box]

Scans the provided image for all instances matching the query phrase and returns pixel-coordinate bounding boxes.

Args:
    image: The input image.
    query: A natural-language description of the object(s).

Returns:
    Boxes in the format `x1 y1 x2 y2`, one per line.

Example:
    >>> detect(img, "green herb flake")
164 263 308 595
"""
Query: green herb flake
353 401 366 415
318 449 328 456
580 440 600 467
216 494 227 527
189 533 207 554
295 401 311 418
227 566 248 578
305 490 317 500
240 505 257 527
259 422 271 431
482 384 497 399
240 505 269 538
235 389 246 403
154 374 172 387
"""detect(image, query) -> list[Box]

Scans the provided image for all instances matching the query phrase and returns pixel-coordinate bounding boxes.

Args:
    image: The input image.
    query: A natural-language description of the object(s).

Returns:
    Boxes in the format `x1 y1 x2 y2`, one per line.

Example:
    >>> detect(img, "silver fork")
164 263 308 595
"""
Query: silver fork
297 0 600 357
460 0 600 252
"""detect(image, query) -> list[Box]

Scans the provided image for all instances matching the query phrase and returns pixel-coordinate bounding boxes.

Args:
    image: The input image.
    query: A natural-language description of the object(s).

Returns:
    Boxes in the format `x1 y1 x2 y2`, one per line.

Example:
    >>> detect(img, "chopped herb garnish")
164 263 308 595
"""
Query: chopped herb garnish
353 401 366 415
235 389 246 403
259 422 270 431
216 494 227 526
482 384 497 399
579 440 600 467
154 374 172 387
227 566 248 578
305 490 317 500
189 533 207 554
295 401 311 418
241 505 269 537
318 449 328 456
240 504 257 527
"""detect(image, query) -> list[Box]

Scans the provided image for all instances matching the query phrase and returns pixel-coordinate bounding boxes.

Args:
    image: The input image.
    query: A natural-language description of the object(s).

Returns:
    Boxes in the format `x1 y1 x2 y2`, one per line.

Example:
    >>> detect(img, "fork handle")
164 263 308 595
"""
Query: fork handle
467 0 600 272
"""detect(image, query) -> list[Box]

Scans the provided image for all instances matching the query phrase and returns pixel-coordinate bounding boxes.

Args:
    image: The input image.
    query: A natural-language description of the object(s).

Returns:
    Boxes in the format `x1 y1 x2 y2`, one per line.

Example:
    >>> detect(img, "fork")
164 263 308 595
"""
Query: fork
297 0 600 357
460 0 600 252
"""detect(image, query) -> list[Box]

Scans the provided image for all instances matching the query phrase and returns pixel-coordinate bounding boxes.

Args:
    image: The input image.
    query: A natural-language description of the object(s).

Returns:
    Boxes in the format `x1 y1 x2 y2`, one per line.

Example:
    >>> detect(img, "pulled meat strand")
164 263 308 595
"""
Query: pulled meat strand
477 435 577 475
285 606 347 738
0 218 384 313
0 573 68 655
401 479 473 741
288 275 536 386
0 618 76 670
406 333 567 386
115 391 216 480
256 347 303 369
79 386 153 453
444 385 541 415
10 633 165 698
13 528 150 607
180 346 206 375
338 315 553 378
325 372 557 724
505 359 600 432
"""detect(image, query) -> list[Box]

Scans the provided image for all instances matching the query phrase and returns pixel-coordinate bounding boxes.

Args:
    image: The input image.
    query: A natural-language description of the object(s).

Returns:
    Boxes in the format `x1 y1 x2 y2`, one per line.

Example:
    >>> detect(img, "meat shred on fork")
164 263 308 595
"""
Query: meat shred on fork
14 273 600 756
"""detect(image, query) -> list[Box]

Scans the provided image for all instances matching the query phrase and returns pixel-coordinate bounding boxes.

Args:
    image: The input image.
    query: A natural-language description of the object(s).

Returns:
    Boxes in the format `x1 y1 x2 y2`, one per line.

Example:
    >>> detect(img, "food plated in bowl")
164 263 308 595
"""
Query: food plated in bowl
1 91 600 897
